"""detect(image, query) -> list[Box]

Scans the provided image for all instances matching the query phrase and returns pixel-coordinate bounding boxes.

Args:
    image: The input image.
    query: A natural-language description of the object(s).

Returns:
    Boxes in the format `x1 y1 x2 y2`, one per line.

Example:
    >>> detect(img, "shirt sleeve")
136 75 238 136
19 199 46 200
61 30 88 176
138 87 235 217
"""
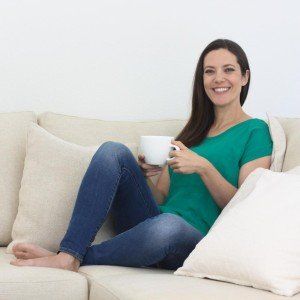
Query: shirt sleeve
239 123 273 168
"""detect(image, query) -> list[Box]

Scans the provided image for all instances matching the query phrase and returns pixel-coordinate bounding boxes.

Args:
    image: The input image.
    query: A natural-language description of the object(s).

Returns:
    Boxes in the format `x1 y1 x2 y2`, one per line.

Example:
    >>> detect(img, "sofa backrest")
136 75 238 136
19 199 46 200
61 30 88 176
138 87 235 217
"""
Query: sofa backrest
38 111 187 145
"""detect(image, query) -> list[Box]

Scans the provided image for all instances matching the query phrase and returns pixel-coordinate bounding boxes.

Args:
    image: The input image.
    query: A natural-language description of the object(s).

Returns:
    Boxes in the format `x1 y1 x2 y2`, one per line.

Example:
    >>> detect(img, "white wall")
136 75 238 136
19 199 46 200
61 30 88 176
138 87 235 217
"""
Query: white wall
0 0 299 120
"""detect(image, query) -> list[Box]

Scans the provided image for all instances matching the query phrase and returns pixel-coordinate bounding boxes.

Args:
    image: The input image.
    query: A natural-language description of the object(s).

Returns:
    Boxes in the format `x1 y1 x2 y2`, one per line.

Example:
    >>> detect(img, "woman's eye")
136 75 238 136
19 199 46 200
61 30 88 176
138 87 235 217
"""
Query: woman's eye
204 70 213 74
225 68 234 72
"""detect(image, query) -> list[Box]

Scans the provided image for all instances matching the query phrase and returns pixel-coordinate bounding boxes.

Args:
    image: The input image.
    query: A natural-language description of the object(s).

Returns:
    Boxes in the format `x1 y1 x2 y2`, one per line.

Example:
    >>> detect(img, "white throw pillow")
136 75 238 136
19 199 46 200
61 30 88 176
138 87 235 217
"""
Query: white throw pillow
266 112 286 172
7 123 138 254
278 117 300 172
174 166 300 297
0 111 37 246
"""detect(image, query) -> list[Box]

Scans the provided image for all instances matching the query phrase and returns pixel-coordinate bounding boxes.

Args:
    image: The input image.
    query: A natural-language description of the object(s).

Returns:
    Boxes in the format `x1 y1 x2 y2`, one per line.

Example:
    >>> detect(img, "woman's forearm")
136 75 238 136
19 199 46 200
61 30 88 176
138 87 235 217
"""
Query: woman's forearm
146 178 165 205
196 161 237 209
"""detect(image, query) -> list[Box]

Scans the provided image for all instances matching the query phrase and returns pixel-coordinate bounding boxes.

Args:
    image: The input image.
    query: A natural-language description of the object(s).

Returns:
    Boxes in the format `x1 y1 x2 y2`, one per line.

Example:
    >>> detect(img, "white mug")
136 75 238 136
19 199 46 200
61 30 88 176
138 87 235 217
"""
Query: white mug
139 135 180 166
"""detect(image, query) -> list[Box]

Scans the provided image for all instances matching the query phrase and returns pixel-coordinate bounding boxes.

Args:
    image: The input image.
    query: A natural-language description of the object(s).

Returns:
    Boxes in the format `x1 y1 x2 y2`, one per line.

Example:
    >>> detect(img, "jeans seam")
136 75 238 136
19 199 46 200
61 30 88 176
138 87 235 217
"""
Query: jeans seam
85 146 123 248
88 169 123 248
114 147 158 216
122 166 157 216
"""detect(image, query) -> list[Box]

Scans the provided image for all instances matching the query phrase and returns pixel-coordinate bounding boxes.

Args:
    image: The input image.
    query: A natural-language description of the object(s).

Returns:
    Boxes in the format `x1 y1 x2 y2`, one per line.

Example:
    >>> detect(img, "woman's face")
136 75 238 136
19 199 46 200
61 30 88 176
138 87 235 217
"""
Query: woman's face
203 48 249 107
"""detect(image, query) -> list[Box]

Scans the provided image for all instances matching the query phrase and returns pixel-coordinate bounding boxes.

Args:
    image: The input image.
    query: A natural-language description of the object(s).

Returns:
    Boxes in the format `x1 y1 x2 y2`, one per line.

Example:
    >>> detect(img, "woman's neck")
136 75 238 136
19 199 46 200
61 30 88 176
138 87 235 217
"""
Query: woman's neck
212 112 251 130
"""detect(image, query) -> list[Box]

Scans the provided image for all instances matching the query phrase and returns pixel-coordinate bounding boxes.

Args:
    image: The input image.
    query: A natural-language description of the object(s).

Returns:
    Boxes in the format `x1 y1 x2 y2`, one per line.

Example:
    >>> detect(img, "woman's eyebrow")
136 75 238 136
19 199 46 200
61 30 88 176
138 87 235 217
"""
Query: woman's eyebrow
204 64 235 69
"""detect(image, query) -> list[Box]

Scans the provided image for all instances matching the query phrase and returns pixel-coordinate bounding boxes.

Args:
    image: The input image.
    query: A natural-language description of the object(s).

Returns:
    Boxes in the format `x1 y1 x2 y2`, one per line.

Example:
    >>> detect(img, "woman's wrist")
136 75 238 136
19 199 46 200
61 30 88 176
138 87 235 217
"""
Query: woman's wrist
195 157 211 176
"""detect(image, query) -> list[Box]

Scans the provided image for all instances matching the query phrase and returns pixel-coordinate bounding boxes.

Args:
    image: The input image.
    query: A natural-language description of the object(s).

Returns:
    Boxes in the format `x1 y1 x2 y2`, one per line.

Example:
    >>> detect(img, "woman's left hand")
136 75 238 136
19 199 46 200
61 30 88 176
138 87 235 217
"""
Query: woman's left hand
167 140 210 174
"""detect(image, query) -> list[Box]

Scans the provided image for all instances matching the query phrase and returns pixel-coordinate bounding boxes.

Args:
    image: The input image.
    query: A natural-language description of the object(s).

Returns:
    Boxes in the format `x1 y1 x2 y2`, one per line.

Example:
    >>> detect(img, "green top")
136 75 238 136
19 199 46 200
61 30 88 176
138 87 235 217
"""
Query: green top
158 118 273 236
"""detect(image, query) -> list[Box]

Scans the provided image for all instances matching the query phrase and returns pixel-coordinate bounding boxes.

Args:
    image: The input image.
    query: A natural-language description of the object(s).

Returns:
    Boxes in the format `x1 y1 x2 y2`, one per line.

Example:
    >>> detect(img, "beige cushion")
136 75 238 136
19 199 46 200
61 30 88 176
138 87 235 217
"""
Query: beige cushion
175 166 300 297
38 111 186 145
266 113 286 172
37 111 186 186
7 123 138 254
277 117 300 171
0 247 88 300
0 111 37 246
78 264 299 300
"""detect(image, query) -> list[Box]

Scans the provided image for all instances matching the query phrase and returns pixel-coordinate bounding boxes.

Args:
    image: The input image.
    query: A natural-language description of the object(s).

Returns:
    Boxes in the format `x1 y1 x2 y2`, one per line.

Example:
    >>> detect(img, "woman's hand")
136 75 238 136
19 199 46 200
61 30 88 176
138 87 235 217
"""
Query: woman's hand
138 154 162 178
167 140 210 175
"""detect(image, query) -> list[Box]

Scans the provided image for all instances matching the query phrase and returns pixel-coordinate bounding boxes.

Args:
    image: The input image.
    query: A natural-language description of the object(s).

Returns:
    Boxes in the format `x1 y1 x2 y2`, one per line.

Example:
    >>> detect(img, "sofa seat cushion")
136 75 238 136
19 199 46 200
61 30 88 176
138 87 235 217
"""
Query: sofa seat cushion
0 248 88 300
79 265 300 300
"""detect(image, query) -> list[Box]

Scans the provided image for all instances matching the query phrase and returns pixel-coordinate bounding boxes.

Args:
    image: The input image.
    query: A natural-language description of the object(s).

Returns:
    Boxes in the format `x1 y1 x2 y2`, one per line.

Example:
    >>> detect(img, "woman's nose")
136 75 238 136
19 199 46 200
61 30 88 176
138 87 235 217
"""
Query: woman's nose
214 70 225 83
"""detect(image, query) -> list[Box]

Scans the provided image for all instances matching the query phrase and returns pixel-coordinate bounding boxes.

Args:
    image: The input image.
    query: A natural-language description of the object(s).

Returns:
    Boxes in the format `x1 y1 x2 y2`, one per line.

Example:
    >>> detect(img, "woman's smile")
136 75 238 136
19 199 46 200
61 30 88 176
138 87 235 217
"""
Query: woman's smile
212 87 231 94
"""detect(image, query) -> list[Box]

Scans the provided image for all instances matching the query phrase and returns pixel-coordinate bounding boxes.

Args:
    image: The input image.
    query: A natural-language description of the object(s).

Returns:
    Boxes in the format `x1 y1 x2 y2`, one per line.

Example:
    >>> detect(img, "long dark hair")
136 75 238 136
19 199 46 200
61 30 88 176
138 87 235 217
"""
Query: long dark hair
176 39 251 148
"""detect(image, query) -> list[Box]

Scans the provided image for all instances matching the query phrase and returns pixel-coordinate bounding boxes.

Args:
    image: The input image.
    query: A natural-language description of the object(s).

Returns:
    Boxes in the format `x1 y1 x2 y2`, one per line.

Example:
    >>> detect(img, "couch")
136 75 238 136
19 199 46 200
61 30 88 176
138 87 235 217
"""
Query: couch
0 111 299 300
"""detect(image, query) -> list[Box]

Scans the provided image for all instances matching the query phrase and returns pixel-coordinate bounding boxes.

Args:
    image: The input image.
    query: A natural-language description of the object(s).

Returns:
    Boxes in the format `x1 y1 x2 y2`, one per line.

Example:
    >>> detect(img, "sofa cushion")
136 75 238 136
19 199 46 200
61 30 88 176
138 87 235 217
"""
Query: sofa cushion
0 247 88 300
266 113 286 172
174 166 300 297
7 123 137 254
38 111 186 145
78 264 299 300
277 117 300 171
0 111 37 246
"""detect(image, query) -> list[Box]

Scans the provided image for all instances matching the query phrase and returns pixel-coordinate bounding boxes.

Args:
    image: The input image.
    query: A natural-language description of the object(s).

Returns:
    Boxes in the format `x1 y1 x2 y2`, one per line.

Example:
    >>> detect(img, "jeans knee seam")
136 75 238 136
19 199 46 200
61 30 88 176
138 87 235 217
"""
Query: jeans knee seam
88 166 123 245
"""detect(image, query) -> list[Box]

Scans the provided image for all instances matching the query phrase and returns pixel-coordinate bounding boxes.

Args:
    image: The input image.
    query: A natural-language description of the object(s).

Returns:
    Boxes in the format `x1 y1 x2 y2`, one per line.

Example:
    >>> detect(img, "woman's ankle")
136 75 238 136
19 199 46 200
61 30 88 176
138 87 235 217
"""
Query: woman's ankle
58 252 80 268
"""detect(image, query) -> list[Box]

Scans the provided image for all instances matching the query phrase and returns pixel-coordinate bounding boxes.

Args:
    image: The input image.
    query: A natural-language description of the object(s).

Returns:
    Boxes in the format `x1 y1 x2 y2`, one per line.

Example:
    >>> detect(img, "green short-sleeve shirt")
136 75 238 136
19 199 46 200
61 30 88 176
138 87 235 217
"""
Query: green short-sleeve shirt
158 118 273 236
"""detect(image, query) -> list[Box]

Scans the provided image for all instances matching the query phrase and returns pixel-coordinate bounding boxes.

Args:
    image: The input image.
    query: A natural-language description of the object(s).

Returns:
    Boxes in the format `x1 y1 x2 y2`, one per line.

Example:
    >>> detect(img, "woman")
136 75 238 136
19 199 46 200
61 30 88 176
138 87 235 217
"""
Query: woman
10 39 273 271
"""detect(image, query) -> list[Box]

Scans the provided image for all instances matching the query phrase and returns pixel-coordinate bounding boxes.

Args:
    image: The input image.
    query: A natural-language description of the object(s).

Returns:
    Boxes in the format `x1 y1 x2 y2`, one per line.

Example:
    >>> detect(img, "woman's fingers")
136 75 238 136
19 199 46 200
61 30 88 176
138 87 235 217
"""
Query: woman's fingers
138 154 162 178
145 170 162 178
138 154 145 160
142 163 161 170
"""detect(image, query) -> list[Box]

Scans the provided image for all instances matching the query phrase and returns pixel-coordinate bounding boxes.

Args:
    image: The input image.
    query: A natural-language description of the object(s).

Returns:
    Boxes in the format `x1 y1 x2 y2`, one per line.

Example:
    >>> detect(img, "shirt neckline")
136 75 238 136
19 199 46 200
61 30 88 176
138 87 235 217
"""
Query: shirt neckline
205 118 258 139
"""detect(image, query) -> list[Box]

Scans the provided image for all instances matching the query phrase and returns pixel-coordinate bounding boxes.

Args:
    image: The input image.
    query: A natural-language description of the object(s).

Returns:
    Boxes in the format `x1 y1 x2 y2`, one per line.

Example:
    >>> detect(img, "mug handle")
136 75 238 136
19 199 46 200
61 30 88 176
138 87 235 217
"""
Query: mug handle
166 144 180 161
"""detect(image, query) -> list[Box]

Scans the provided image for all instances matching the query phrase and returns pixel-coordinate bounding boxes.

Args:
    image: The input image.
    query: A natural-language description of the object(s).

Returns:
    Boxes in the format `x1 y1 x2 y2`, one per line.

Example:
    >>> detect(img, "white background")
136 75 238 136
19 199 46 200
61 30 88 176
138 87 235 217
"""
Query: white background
0 0 299 120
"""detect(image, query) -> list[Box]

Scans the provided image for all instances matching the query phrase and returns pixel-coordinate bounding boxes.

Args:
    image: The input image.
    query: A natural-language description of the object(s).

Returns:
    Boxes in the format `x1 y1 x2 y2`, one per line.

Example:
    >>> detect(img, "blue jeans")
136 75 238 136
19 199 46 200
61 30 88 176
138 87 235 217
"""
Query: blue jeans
59 141 203 270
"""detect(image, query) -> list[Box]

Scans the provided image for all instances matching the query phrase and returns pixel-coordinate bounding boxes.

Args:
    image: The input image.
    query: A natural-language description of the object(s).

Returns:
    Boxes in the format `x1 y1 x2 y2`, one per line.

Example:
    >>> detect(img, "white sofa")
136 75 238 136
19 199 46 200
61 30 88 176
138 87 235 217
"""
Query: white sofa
0 111 299 300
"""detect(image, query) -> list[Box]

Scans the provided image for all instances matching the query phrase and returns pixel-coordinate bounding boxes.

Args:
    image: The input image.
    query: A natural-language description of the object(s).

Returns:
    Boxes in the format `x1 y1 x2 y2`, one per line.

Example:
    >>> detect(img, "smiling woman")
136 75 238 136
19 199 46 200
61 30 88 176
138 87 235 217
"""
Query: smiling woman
158 39 272 234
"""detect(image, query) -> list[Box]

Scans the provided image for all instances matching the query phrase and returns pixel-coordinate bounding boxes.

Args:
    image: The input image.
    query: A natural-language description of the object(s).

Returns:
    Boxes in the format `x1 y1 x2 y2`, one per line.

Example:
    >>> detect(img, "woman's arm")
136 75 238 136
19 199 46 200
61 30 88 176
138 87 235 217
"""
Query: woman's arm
167 140 271 209
197 156 271 209
196 162 237 210
147 165 170 205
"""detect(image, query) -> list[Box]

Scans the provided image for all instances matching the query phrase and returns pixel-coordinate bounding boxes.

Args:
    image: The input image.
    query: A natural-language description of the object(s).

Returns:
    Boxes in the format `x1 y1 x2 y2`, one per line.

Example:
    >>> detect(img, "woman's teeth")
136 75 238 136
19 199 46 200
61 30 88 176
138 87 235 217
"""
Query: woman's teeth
213 87 230 94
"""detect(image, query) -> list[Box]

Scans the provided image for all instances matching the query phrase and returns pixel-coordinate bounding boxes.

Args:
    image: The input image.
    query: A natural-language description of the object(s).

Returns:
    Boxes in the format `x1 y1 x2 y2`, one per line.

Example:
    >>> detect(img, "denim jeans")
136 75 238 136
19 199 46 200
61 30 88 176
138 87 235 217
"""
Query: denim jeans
59 141 203 270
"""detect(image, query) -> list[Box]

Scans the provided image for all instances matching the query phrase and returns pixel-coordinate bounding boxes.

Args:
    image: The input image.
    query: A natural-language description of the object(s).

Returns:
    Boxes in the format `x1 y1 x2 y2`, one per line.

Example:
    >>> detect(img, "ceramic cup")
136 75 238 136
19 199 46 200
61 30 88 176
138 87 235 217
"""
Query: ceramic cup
139 135 180 166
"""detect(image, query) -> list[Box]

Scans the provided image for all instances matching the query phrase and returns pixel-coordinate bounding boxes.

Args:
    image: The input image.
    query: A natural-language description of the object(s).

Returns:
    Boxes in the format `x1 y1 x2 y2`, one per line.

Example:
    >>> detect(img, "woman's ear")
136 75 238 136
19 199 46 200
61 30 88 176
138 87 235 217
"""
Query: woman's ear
242 70 250 86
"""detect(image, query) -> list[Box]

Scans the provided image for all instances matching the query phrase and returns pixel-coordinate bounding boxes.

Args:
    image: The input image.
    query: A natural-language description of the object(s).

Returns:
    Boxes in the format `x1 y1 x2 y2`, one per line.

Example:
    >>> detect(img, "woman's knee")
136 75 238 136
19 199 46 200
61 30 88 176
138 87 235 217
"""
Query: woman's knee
93 141 133 164
148 213 200 246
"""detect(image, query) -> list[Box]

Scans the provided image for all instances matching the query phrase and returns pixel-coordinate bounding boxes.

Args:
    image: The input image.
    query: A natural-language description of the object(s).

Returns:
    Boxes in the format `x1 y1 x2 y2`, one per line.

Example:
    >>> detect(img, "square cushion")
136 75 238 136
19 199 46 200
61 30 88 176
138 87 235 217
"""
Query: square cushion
266 113 286 172
7 123 138 253
37 111 186 186
0 111 37 246
174 166 300 297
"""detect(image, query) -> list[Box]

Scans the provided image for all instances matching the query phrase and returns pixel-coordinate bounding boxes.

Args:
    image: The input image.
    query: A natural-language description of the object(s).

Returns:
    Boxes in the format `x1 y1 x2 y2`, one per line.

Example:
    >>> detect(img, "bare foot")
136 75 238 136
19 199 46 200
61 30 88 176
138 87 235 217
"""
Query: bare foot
12 243 55 260
10 252 80 272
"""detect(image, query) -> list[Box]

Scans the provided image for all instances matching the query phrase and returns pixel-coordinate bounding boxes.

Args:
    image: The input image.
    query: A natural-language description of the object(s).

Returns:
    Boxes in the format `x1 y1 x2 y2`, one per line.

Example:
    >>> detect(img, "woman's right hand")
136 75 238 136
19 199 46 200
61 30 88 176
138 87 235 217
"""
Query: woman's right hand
138 154 162 178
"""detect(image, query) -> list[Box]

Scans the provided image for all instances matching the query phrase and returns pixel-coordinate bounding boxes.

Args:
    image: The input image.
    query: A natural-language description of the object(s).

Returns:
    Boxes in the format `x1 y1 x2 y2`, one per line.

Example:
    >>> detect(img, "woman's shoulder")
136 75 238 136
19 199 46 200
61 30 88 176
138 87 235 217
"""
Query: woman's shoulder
234 117 271 144
245 118 272 144
247 118 270 130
